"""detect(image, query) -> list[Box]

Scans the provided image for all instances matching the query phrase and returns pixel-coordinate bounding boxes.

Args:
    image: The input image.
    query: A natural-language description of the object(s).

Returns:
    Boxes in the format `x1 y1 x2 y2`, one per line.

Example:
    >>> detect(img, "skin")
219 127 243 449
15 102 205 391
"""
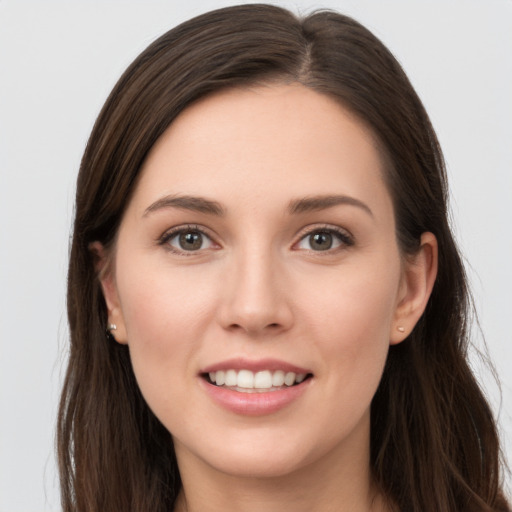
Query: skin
95 84 437 512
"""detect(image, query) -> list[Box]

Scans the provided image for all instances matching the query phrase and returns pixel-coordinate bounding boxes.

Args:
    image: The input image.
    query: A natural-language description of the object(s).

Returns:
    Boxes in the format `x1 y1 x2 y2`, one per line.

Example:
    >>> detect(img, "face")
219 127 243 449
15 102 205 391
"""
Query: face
99 84 434 480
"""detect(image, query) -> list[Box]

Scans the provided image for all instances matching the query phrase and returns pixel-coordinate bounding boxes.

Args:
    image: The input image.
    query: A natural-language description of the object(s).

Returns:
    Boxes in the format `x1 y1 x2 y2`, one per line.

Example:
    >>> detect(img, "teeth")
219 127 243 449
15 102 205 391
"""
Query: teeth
225 369 237 386
254 370 272 388
237 370 254 388
210 370 225 385
272 370 285 387
207 369 308 389
284 372 296 386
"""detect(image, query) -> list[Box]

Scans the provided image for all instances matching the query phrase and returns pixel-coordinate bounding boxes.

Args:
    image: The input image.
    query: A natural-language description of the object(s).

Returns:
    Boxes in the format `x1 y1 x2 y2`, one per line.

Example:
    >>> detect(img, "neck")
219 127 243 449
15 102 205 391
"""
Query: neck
174 474 387 512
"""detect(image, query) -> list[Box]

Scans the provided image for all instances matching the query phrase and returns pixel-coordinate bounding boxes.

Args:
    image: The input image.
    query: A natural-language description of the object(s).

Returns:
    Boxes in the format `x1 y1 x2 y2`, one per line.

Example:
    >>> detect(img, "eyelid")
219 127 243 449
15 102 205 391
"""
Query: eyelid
158 224 220 254
292 224 354 251
157 223 353 254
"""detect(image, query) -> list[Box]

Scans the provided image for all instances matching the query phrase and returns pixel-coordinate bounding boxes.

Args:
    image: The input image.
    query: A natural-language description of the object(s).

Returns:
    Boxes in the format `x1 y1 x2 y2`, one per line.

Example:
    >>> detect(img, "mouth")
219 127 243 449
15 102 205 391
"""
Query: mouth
202 369 313 393
199 360 313 415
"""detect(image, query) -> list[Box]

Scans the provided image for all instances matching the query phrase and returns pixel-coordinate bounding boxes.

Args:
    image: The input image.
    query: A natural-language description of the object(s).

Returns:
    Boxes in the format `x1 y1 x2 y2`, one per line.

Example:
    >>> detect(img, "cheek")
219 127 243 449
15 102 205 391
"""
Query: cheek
118 254 214 341
114 260 217 402
306 262 399 344
301 258 400 393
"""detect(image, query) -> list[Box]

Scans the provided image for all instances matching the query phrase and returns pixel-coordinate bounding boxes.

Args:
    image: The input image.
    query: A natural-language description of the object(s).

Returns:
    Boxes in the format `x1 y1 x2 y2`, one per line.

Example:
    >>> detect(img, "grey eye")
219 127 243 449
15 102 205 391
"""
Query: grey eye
180 232 203 250
168 230 212 251
308 232 334 251
296 229 350 252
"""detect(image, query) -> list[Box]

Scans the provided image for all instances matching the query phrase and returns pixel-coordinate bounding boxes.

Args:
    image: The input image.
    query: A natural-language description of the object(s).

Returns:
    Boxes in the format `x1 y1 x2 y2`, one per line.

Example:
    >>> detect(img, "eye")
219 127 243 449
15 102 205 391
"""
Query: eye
160 226 215 253
295 228 353 252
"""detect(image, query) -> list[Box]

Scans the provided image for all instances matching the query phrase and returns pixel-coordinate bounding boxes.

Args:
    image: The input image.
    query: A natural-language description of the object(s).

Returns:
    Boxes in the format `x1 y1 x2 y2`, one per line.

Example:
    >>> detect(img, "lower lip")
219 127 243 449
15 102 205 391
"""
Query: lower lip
200 377 311 416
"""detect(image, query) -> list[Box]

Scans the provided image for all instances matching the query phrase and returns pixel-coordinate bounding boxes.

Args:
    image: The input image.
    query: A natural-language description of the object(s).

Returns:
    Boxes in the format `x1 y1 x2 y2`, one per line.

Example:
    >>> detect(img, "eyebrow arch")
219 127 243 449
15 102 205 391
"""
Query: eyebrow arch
288 195 374 217
143 194 225 217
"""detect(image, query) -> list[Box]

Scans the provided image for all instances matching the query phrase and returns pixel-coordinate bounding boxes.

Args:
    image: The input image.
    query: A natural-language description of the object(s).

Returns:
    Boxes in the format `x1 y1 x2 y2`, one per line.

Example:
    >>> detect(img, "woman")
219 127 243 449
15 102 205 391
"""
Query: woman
58 4 510 511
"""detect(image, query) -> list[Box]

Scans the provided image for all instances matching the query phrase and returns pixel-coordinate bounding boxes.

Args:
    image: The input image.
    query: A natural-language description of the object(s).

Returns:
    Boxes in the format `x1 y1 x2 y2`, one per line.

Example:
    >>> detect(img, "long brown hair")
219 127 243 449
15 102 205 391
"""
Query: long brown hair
58 4 510 511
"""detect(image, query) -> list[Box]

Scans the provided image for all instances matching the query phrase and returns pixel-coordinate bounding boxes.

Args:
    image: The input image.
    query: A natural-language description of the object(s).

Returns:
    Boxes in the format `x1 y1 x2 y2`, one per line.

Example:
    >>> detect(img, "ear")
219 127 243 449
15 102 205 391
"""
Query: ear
89 241 128 344
390 232 438 345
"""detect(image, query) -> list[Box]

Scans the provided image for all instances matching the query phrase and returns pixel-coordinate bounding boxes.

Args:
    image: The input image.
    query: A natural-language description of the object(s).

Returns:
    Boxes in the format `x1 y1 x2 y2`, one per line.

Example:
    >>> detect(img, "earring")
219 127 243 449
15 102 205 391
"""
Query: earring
105 323 118 341
397 326 405 333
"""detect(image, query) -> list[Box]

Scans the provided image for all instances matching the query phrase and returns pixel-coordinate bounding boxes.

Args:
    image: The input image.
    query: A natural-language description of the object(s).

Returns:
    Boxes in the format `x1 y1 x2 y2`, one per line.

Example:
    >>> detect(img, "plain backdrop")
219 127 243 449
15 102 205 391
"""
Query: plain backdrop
0 1 511 510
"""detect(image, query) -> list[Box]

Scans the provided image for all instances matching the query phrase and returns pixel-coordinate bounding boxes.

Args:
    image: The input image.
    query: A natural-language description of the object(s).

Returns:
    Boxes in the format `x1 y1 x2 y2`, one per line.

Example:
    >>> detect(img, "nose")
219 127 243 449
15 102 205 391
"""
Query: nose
217 247 294 337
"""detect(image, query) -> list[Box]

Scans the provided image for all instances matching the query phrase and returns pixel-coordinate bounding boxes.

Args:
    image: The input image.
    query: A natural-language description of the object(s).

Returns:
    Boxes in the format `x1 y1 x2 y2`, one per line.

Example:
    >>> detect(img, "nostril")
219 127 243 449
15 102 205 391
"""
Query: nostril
226 322 282 334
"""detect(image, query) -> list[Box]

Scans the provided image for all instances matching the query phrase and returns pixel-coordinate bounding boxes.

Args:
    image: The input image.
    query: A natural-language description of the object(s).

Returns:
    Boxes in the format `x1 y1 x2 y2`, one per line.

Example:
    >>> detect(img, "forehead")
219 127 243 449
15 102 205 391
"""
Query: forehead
131 83 390 214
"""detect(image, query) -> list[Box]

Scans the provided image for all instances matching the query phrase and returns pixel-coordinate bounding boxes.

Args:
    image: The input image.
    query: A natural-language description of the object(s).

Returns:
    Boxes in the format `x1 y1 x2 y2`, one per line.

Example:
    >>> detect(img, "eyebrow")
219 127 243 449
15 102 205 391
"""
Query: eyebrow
288 195 374 217
143 194 225 217
143 193 373 218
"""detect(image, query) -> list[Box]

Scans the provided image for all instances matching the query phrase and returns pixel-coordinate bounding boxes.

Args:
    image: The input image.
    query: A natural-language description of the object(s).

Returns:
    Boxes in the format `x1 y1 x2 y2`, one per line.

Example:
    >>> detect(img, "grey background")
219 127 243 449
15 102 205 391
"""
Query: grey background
1 1 510 510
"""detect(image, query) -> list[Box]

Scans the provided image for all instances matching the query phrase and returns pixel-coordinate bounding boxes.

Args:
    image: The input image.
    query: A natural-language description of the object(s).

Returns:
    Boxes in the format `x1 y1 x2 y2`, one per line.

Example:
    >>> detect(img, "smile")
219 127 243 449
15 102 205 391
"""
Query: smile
199 360 313 415
206 369 309 392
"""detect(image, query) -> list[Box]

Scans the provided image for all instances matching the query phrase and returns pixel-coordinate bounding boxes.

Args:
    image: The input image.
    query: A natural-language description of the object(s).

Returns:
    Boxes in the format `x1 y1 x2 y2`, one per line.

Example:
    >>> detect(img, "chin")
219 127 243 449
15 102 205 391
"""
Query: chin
174 426 342 481
207 449 312 479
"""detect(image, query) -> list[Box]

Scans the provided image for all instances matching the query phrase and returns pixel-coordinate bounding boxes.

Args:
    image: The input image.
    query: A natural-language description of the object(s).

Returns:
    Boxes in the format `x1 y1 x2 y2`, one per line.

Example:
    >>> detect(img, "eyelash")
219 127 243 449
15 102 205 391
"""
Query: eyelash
293 224 354 253
158 224 216 256
158 224 354 255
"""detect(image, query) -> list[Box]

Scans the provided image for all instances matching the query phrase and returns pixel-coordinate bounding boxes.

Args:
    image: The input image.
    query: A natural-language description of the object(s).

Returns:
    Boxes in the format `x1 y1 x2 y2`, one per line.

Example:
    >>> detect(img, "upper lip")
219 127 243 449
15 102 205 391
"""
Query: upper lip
200 357 311 375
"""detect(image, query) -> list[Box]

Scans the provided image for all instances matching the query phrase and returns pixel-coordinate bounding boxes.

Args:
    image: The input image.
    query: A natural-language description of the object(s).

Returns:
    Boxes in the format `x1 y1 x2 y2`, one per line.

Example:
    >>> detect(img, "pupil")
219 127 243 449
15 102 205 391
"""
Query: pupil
179 232 202 250
311 232 332 251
